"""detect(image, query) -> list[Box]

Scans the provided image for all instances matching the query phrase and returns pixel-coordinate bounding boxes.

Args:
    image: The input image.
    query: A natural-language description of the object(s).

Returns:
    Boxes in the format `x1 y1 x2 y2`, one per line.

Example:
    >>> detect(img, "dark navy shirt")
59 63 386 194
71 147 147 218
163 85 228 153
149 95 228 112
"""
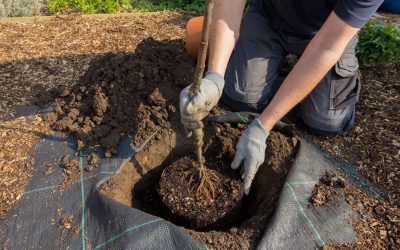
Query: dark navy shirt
260 0 383 38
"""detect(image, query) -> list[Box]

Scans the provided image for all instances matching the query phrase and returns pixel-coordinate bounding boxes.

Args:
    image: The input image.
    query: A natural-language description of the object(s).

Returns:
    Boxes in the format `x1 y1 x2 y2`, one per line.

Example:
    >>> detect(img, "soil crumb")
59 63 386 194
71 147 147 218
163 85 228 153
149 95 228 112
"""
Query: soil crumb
59 155 81 191
43 38 194 157
89 153 99 168
310 172 346 207
59 215 80 234
159 156 244 229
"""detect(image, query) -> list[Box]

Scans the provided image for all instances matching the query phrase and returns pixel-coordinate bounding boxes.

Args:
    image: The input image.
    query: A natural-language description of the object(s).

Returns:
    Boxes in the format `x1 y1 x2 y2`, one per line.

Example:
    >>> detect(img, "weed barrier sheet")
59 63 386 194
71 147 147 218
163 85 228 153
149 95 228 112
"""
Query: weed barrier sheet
0 112 384 249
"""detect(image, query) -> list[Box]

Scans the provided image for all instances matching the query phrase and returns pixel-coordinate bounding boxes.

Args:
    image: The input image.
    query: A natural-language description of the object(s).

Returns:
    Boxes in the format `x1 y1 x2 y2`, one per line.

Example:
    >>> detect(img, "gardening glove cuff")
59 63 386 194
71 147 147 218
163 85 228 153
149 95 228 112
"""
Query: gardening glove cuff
203 71 224 95
231 118 270 195
180 71 225 131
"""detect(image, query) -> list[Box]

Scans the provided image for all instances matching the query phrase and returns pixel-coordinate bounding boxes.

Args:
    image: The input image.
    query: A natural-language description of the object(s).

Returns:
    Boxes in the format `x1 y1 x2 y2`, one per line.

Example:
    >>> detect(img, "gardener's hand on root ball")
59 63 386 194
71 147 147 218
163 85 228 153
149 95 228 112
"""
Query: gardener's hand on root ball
231 118 270 195
179 72 225 134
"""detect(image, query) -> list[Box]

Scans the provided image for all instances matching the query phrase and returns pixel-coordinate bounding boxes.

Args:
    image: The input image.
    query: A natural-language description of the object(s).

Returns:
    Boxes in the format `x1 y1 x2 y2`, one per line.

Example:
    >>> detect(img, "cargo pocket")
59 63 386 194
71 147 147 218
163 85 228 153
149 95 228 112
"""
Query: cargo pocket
329 53 361 110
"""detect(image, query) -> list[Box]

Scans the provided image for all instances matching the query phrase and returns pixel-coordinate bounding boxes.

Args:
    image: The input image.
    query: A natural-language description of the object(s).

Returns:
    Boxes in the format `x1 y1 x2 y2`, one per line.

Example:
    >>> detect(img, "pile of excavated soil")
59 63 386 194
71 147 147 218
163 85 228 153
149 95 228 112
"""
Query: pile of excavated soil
43 38 195 157
101 121 298 249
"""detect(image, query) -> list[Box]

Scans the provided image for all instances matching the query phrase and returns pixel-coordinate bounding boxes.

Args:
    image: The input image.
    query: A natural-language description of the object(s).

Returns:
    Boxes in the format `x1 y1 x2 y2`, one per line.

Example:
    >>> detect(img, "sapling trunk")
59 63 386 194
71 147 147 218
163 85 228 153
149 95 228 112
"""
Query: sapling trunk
184 0 220 199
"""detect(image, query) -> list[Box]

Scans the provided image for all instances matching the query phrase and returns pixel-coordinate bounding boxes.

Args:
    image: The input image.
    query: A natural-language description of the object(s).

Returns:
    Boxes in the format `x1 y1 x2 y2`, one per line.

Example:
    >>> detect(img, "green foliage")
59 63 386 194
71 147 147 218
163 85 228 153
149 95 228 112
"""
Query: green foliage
0 0 41 18
132 0 204 13
47 0 132 14
357 22 400 67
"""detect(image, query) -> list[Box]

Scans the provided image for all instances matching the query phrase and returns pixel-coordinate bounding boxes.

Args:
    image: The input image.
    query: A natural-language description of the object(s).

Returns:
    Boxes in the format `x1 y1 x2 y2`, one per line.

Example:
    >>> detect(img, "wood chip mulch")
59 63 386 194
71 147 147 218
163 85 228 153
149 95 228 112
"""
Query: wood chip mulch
0 115 50 218
324 183 400 250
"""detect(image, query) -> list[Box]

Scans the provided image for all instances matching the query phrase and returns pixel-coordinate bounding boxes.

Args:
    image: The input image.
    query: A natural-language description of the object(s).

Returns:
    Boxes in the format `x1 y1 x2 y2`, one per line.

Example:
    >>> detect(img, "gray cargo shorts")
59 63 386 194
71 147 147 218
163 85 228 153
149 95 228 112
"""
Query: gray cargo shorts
221 2 361 135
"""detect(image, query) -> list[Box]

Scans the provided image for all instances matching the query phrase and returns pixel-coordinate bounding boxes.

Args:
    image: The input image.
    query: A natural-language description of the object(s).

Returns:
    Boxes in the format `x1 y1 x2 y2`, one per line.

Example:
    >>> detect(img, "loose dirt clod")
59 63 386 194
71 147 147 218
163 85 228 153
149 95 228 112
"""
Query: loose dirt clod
309 172 346 207
59 155 81 191
89 153 99 168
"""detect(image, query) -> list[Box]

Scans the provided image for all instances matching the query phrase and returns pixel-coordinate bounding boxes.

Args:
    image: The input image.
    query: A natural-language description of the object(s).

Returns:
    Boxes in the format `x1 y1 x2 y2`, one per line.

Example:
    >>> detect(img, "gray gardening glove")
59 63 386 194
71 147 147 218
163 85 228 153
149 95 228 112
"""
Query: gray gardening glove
180 71 224 133
231 118 270 195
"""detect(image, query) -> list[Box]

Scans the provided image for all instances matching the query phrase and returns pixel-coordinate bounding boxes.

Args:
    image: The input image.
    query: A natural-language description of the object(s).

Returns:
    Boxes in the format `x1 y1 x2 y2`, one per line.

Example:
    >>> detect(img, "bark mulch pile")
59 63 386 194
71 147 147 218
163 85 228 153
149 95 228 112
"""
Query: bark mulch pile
0 115 50 218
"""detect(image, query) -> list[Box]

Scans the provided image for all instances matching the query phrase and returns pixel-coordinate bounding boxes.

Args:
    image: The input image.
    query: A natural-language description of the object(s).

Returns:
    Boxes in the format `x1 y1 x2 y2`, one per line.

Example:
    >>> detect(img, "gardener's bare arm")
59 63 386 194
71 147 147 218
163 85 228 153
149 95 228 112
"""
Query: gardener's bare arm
208 0 246 76
180 0 246 131
258 12 360 130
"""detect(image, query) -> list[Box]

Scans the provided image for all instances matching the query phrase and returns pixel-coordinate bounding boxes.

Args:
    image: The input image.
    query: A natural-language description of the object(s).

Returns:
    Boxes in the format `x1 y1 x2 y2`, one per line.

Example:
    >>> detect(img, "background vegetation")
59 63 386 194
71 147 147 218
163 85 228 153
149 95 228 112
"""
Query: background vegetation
45 0 204 14
0 0 41 18
47 0 132 14
357 22 400 66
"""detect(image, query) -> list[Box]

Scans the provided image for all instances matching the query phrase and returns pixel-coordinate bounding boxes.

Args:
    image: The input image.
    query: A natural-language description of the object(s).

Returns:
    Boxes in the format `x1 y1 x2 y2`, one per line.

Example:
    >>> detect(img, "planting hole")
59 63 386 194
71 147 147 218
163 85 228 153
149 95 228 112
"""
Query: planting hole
101 124 297 248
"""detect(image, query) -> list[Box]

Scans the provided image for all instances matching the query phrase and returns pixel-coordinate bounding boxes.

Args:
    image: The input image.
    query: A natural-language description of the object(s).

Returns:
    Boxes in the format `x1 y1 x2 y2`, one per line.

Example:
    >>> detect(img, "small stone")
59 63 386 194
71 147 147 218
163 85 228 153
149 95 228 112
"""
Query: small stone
59 87 71 97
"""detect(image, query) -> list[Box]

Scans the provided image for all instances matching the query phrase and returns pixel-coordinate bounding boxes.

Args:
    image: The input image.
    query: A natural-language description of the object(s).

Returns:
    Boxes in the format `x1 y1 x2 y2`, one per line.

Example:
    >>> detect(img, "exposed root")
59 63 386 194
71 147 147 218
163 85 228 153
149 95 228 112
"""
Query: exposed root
182 165 220 199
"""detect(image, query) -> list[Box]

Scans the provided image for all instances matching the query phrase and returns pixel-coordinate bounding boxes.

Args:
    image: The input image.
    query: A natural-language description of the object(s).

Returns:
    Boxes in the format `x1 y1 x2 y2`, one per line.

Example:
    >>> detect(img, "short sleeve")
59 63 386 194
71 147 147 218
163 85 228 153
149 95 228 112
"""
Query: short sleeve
334 0 384 28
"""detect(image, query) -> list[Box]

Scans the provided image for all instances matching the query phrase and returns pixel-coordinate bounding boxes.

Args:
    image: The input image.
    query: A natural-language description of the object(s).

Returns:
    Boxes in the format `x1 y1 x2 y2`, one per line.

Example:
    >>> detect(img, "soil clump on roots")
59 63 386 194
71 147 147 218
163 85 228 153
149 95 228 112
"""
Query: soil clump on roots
43 38 194 157
158 156 244 229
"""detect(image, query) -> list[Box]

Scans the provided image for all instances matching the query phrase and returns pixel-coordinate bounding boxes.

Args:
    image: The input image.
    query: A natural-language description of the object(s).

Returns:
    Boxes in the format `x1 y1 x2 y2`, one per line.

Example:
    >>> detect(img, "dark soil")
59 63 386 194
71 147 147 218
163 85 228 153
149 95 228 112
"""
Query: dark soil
43 38 194 157
309 172 346 207
159 156 244 230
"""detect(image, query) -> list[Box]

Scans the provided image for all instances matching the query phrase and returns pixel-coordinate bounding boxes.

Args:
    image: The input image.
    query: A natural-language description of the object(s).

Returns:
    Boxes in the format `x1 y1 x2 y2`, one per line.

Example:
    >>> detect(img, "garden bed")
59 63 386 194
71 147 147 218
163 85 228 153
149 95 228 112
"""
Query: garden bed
0 12 399 249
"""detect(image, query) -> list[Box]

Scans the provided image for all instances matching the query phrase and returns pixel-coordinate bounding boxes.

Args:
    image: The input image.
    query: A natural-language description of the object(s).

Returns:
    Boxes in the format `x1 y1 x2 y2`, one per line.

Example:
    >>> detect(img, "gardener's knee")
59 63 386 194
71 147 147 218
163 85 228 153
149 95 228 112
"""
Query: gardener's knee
300 103 356 135
299 54 360 135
